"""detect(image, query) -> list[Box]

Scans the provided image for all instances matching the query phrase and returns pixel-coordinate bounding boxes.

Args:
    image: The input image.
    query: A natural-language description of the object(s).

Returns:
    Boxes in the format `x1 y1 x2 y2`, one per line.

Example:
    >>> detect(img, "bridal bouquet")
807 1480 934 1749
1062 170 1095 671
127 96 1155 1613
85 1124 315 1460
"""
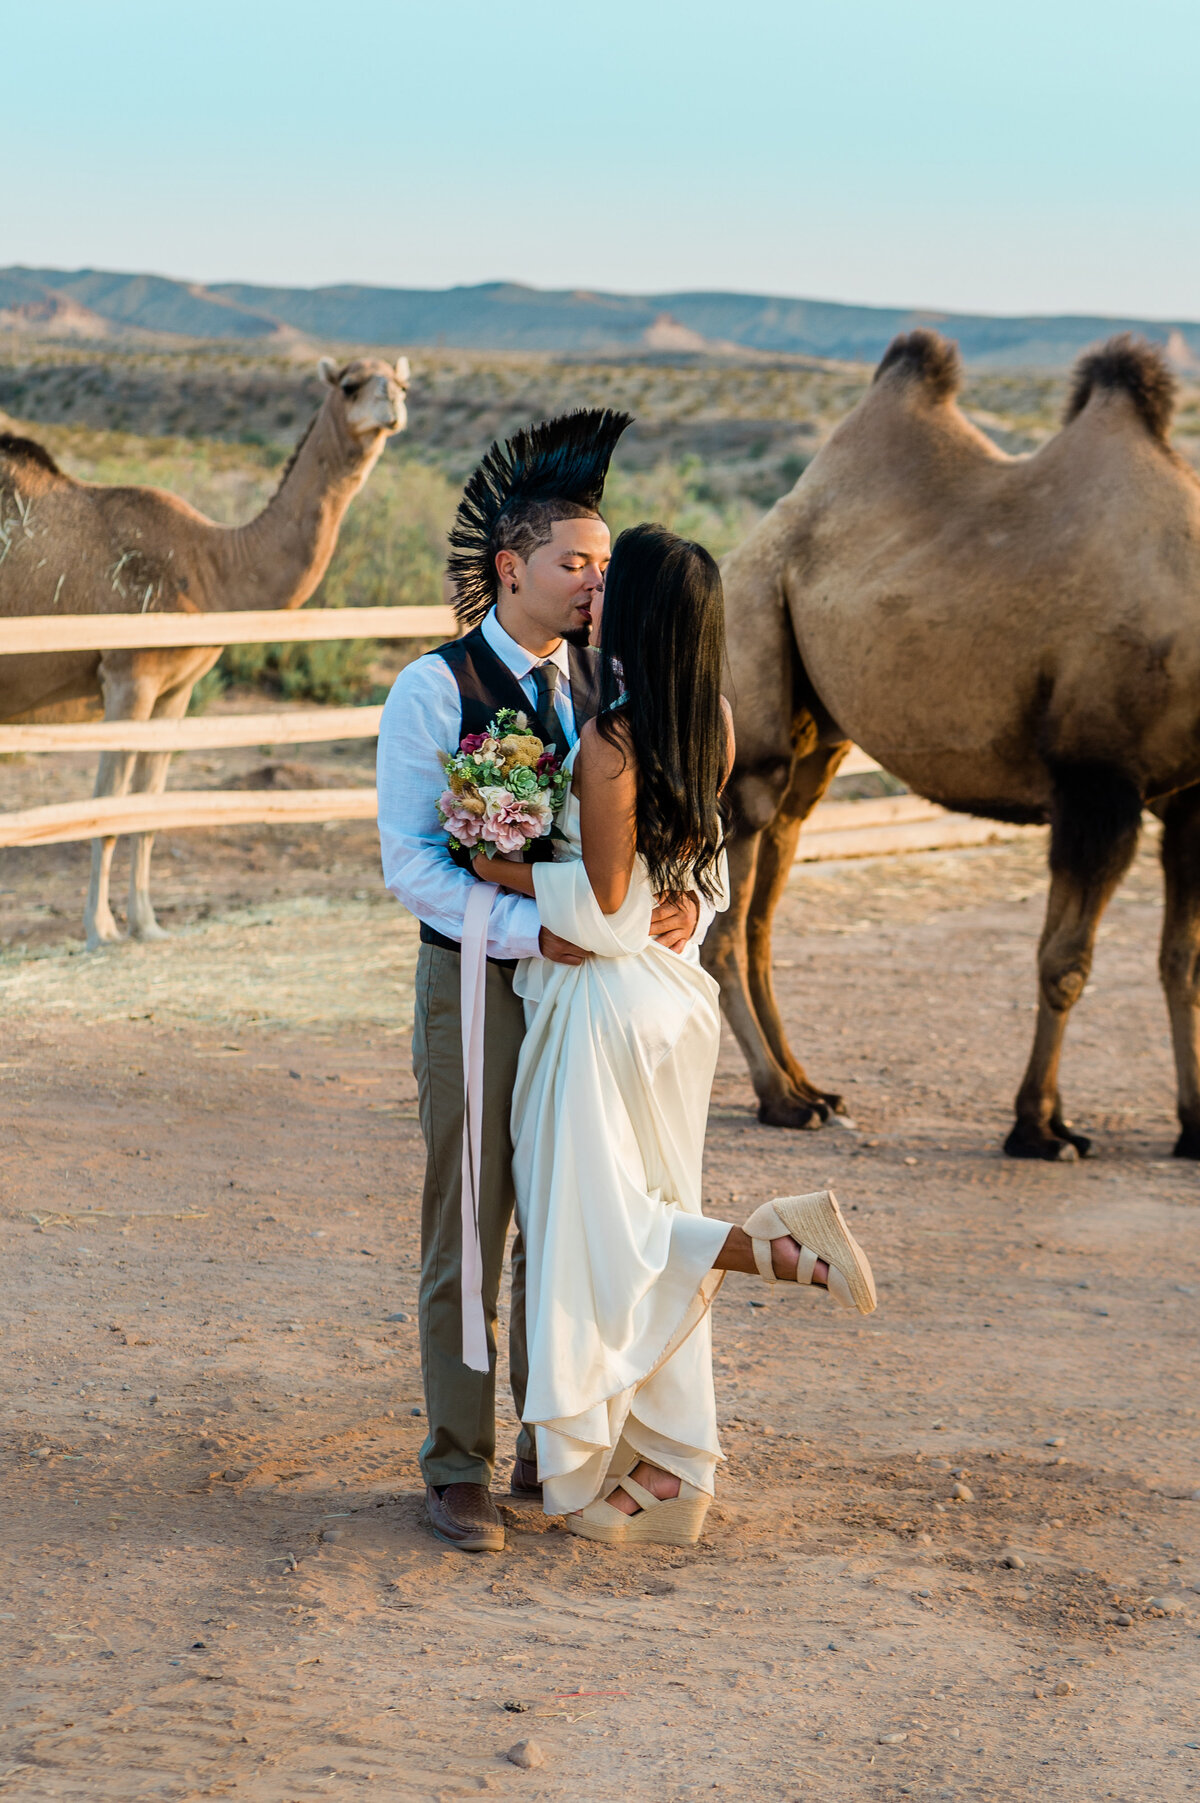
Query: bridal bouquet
436 708 570 857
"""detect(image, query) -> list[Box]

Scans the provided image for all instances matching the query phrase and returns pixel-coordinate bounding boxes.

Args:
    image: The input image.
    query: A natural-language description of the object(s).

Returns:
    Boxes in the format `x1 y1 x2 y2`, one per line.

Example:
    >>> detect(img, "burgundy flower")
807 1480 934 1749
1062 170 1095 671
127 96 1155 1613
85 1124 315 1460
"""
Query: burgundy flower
459 731 487 754
536 750 559 774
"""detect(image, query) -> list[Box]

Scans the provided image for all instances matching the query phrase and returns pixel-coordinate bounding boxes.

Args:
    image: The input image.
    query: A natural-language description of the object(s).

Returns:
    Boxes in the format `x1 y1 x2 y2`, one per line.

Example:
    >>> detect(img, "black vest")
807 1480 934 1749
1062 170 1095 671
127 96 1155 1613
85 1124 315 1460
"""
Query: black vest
419 624 602 953
436 624 601 745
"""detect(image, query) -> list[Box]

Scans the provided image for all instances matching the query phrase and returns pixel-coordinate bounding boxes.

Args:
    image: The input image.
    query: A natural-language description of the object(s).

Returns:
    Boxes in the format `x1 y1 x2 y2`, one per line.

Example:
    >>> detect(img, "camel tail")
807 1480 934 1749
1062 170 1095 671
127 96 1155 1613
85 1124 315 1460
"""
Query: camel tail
872 329 961 401
1064 334 1177 441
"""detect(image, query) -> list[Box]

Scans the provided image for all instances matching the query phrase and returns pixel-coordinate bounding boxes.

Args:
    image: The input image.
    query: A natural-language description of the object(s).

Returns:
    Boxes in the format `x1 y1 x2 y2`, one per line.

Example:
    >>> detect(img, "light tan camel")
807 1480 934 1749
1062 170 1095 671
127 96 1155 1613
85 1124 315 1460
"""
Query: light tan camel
0 355 409 947
706 330 1200 1160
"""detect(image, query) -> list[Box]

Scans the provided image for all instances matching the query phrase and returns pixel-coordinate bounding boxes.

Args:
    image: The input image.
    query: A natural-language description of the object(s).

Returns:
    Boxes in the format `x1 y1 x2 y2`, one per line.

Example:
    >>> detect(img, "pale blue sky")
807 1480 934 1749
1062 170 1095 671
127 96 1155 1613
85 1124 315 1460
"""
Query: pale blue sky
5 0 1199 317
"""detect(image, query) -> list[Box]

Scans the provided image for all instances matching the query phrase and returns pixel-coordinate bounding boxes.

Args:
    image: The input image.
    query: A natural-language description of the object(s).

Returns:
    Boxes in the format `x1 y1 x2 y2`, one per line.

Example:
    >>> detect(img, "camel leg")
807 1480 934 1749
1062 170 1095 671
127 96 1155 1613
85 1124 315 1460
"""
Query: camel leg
1158 784 1200 1158
84 663 160 950
745 744 850 1123
126 684 192 940
124 754 172 941
704 825 812 1119
1005 764 1141 1161
704 742 850 1129
85 750 139 948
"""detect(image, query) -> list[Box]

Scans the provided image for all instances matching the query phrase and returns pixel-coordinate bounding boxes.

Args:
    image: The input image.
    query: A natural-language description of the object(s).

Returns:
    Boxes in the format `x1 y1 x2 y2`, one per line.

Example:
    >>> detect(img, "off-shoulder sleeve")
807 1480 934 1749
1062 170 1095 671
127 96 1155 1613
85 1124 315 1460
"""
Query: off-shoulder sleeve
531 856 652 957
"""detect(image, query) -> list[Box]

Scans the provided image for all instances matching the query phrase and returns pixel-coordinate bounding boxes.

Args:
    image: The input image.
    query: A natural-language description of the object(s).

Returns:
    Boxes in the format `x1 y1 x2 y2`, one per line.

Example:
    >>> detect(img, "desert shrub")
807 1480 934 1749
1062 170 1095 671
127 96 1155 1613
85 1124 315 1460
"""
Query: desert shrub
219 637 382 706
189 639 383 710
183 454 461 708
188 667 226 713
604 458 759 562
48 430 281 525
312 456 458 612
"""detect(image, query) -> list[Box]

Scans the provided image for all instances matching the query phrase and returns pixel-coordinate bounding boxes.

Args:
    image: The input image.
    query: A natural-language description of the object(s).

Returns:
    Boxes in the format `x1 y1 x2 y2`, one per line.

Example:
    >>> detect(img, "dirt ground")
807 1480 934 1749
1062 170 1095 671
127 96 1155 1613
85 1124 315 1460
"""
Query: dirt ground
1 788 1198 1802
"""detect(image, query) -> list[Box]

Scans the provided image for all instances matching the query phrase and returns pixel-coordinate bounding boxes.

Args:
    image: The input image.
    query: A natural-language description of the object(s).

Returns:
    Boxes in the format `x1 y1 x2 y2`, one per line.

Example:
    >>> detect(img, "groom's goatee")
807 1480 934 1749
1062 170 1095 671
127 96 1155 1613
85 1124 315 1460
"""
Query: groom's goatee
447 408 632 627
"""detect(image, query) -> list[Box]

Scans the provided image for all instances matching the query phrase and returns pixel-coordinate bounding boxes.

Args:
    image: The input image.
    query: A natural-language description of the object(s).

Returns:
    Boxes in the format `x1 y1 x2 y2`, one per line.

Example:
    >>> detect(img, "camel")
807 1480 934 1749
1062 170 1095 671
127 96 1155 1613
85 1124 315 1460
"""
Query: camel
706 329 1200 1160
0 354 409 947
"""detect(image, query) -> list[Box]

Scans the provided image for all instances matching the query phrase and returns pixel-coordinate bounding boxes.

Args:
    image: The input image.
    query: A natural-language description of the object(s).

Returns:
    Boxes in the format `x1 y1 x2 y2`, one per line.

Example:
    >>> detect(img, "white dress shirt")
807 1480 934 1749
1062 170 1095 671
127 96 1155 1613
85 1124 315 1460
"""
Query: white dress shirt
377 609 574 961
378 606 716 962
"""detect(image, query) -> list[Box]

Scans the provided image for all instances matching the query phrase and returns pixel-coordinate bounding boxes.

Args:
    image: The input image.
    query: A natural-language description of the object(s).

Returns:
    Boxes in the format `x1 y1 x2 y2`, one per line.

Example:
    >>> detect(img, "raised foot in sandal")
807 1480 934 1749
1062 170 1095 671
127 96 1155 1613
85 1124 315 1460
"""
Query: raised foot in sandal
567 1469 710 1547
743 1187 877 1314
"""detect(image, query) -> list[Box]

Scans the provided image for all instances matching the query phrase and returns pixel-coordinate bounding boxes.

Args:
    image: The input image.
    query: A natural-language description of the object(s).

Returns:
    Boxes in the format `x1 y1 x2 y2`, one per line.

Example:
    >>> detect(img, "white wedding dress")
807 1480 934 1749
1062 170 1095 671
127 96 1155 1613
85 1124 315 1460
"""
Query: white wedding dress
511 749 730 1515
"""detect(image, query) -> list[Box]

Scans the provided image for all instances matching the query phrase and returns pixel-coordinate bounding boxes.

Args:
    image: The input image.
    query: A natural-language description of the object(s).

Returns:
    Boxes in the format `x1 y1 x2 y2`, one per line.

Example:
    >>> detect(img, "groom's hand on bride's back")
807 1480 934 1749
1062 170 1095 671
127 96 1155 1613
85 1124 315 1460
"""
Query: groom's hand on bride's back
650 893 700 954
539 927 591 965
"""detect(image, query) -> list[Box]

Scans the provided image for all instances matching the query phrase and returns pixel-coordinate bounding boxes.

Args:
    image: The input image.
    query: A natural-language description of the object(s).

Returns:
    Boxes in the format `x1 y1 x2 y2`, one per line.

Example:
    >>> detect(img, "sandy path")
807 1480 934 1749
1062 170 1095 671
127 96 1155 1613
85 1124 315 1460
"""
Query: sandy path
1 832 1197 1801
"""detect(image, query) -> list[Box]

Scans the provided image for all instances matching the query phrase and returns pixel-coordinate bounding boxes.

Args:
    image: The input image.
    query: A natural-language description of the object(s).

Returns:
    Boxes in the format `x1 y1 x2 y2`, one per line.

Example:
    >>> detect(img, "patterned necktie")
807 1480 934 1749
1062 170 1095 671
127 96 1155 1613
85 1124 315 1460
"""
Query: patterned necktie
532 660 570 759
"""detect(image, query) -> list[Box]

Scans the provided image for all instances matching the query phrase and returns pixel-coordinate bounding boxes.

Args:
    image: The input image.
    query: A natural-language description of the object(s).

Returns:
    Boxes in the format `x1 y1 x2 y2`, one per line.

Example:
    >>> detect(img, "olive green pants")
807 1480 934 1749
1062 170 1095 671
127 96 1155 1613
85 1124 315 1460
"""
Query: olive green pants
411 941 535 1489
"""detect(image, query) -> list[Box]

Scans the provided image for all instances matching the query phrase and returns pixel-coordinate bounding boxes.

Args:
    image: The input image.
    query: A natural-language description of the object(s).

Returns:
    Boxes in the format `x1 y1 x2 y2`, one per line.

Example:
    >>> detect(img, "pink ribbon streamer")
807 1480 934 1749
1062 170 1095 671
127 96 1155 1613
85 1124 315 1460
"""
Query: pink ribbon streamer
459 879 495 1373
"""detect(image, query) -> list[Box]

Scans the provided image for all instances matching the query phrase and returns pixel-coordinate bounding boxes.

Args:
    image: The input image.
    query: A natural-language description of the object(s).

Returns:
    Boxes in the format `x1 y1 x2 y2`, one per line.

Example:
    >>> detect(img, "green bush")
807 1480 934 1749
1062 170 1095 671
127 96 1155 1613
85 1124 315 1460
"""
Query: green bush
211 638 383 707
188 667 226 713
603 458 759 562
312 458 457 612
189 455 461 709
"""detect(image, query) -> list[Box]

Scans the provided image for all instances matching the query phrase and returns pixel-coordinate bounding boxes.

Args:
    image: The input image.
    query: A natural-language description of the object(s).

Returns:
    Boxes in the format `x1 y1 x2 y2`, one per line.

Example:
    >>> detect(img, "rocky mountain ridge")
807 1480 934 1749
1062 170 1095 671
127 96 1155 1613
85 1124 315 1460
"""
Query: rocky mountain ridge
3 266 1198 371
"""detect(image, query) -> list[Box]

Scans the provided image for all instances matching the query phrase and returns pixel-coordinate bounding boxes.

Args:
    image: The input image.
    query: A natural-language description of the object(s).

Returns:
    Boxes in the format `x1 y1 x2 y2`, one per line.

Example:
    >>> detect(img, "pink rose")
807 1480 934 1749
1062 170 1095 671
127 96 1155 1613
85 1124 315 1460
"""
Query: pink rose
481 812 533 854
475 785 553 855
478 790 552 854
437 789 485 846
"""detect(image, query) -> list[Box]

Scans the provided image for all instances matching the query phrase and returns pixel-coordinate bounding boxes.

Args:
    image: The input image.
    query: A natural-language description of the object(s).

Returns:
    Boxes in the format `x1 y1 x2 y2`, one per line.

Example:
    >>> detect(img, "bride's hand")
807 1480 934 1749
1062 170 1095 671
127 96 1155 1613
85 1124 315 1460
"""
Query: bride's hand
471 848 537 898
650 891 699 953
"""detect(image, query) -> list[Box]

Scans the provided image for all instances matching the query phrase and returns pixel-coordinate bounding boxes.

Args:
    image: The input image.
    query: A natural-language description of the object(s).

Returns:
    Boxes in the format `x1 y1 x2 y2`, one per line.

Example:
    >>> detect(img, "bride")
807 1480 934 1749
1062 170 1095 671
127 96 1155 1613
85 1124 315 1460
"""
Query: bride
472 523 876 1546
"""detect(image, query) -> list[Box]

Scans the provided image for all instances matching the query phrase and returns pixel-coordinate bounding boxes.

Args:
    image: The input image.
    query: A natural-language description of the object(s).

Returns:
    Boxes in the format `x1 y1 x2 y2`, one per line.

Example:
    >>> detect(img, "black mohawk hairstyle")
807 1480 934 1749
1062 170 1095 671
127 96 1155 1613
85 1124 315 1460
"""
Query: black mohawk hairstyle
447 407 633 626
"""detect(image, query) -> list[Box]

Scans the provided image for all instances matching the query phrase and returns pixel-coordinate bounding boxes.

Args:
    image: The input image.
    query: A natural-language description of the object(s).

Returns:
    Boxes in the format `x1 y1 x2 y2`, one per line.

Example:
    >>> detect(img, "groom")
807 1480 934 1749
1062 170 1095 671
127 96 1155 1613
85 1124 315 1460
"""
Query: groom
378 410 704 1552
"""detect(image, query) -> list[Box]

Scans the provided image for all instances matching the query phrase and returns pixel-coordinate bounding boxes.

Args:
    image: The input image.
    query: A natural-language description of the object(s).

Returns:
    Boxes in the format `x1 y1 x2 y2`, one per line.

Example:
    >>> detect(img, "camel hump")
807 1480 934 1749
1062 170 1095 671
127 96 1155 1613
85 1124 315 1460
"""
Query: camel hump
0 431 62 477
1064 334 1177 441
872 329 961 402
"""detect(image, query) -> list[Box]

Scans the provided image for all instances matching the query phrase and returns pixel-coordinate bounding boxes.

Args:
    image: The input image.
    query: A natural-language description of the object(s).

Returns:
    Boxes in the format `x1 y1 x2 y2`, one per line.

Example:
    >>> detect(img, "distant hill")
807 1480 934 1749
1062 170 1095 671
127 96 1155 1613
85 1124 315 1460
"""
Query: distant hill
3 265 1199 372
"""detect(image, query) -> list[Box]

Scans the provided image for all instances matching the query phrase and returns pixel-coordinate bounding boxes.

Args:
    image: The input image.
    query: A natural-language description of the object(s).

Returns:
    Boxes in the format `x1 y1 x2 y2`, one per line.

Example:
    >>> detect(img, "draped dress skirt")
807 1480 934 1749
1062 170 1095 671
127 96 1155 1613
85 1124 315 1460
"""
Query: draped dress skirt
511 764 729 1516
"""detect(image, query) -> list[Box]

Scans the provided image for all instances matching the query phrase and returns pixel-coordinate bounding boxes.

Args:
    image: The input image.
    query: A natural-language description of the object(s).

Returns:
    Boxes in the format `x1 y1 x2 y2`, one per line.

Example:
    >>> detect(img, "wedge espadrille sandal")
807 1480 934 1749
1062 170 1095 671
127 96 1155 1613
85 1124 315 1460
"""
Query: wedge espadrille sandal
567 1473 711 1547
742 1188 877 1314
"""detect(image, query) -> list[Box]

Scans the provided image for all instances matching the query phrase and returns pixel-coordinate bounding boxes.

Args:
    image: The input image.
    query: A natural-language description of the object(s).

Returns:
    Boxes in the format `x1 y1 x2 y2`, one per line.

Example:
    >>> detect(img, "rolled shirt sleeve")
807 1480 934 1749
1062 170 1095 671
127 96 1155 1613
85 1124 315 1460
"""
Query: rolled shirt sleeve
377 654 544 962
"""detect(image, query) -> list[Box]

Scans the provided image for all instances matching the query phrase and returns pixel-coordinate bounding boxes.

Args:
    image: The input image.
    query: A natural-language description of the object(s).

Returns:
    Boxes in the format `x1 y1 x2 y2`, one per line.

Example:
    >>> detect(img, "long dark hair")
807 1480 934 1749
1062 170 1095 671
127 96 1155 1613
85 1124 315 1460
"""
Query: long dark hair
597 523 729 900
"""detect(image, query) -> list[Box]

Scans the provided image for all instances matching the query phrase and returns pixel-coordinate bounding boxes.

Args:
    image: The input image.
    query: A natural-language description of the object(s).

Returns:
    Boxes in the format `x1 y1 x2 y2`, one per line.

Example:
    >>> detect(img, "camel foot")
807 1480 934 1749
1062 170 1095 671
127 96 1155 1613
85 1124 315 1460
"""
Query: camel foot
85 917 125 951
1003 1121 1091 1162
756 1096 827 1130
1172 1125 1200 1160
756 1080 846 1130
129 919 170 942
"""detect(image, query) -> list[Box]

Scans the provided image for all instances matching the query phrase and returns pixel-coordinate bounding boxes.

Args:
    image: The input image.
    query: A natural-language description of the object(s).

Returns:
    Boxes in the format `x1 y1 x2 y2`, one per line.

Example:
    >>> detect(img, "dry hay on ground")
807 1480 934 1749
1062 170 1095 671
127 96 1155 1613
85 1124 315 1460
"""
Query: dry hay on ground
0 894 418 1034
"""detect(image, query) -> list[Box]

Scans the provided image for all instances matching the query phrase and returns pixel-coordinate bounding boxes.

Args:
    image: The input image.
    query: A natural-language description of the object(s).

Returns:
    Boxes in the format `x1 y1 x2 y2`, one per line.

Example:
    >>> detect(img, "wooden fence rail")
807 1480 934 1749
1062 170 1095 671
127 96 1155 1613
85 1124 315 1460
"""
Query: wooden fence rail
0 605 455 657
0 605 1039 862
797 810 1032 862
0 789 378 849
0 705 383 754
0 607 435 850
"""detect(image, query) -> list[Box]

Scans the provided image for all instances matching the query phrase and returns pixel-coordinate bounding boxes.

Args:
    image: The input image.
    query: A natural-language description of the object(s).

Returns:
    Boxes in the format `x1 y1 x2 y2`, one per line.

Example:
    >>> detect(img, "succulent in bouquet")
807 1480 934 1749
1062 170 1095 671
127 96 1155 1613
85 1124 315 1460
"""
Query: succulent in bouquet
436 708 571 857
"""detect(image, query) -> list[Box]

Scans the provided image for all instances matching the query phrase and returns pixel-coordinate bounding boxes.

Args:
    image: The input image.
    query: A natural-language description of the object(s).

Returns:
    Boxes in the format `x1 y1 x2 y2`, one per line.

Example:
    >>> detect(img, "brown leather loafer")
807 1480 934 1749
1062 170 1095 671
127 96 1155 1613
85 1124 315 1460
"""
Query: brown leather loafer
425 1482 504 1552
510 1455 542 1499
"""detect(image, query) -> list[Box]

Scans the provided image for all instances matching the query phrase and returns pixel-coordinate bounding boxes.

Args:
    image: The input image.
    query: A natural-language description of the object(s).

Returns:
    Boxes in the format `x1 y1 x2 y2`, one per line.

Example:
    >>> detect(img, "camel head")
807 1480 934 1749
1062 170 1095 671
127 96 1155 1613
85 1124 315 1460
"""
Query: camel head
317 354 410 444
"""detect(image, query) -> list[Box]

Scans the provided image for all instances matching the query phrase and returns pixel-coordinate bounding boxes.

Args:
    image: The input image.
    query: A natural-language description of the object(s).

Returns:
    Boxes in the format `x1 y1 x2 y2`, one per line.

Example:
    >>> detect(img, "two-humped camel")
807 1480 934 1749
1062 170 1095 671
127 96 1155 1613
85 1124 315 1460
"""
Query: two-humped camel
707 330 1200 1160
0 355 408 947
